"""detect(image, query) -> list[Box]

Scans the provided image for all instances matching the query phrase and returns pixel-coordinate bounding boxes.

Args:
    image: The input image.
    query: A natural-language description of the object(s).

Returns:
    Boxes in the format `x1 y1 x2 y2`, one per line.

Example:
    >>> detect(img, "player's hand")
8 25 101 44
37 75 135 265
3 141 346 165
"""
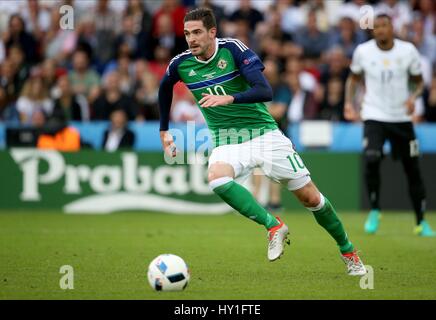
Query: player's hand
160 131 178 158
344 102 360 122
405 96 416 115
199 93 234 108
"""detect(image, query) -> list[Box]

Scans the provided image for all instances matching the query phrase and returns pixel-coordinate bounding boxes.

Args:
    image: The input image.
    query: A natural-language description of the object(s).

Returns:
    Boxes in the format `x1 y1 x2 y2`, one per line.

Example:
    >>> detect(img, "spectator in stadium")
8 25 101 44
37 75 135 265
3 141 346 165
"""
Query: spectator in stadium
285 57 318 93
16 74 53 125
135 72 159 121
114 15 140 60
256 5 294 45
407 13 436 66
282 72 320 124
300 0 331 33
125 0 153 36
7 45 31 93
40 58 67 97
278 0 305 35
36 114 81 152
52 74 89 122
3 14 39 65
318 47 349 109
328 16 367 59
151 0 187 57
232 18 257 51
319 76 346 121
229 0 264 32
149 12 183 59
337 0 369 24
293 9 330 59
414 0 435 38
75 16 98 65
423 73 436 122
103 51 136 96
146 45 171 81
20 0 51 42
171 90 205 124
102 108 135 151
92 70 139 121
68 49 101 104
92 0 122 65
42 6 77 65
0 59 20 121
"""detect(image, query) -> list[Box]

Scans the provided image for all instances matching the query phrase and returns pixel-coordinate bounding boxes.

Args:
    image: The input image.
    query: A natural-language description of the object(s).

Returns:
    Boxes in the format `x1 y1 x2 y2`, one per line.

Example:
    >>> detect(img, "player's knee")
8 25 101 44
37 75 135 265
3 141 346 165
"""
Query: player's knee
365 150 382 166
208 163 234 183
302 192 321 208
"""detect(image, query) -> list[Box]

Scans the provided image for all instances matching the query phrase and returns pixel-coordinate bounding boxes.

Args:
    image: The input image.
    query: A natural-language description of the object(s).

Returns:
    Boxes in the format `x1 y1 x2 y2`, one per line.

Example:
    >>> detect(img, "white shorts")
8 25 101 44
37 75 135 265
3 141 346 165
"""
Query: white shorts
208 129 311 191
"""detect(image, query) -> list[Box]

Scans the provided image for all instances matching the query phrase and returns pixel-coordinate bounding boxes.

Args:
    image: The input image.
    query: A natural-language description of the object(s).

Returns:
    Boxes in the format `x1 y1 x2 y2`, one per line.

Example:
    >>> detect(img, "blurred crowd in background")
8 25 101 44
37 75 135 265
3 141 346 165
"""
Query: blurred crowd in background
0 0 435 139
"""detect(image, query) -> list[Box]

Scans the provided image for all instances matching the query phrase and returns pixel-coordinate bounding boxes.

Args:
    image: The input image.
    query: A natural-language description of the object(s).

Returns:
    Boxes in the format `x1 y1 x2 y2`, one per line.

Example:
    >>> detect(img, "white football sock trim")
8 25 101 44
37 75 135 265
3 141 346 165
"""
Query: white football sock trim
306 193 325 212
209 176 233 190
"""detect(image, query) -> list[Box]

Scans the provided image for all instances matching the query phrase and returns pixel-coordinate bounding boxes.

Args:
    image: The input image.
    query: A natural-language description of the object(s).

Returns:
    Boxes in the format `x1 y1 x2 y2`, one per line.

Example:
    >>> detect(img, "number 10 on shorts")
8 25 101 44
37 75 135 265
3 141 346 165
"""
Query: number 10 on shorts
287 152 305 172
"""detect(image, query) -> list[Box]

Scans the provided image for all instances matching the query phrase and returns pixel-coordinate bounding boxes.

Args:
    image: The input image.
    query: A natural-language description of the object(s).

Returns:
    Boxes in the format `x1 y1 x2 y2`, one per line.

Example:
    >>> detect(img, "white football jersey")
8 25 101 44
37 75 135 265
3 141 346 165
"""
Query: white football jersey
350 39 422 122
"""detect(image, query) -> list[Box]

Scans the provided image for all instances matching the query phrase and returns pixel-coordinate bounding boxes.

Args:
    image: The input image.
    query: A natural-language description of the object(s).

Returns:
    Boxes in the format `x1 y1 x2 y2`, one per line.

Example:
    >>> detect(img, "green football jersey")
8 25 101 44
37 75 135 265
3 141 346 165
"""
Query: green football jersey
166 38 278 147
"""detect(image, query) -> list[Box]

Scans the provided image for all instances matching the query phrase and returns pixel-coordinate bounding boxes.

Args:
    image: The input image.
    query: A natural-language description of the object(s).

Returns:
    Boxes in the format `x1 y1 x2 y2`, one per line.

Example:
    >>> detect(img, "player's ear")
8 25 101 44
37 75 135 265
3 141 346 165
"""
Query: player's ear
209 27 217 38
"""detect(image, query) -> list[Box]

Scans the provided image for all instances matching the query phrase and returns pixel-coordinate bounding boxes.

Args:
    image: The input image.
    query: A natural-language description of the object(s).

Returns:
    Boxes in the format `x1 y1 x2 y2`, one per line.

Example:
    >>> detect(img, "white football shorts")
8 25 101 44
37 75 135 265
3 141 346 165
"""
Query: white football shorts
208 129 311 191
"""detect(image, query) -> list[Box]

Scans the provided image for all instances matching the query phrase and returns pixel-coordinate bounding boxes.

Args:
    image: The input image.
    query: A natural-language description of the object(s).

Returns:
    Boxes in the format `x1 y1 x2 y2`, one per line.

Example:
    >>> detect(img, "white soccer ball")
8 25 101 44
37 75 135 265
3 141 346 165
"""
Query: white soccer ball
147 254 190 291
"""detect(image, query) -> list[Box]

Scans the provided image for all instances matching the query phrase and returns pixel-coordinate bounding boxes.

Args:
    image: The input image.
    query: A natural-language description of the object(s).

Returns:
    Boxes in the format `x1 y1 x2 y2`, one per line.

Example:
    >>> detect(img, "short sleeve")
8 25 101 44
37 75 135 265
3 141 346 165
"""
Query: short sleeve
408 44 422 76
350 45 363 74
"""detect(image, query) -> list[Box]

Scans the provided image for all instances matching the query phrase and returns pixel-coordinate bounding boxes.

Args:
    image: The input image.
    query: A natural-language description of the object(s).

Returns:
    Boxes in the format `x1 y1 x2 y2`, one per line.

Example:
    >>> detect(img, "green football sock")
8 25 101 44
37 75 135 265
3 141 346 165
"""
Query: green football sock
213 180 279 229
312 197 354 254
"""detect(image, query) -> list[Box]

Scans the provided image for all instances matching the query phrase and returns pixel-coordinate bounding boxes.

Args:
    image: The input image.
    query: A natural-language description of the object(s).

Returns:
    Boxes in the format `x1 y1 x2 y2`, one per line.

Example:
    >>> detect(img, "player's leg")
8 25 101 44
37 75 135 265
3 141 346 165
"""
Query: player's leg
291 181 354 253
363 120 386 234
267 180 283 213
208 145 280 230
251 169 263 201
392 123 435 236
289 176 366 275
260 130 366 275
208 160 289 261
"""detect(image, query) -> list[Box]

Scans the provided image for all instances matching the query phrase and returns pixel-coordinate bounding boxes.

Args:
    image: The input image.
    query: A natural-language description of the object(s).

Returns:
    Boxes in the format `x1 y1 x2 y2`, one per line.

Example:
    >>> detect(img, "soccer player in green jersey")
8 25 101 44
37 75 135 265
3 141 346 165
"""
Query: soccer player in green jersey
159 8 366 275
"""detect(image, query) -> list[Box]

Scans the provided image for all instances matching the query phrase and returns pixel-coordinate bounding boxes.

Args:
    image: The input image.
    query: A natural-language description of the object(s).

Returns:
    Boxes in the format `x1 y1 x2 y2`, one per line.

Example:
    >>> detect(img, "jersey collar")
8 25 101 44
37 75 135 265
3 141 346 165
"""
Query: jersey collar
194 38 219 64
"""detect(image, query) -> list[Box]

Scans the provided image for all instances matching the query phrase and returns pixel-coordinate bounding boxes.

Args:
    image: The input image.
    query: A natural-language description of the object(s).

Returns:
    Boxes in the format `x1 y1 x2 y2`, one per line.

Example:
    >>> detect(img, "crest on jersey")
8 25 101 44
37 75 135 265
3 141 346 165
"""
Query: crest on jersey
217 59 227 70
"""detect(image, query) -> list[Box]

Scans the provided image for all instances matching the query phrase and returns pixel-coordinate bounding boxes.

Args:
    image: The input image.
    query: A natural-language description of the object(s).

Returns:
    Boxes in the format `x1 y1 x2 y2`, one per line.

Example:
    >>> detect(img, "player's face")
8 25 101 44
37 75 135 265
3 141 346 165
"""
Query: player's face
184 20 216 57
373 17 394 44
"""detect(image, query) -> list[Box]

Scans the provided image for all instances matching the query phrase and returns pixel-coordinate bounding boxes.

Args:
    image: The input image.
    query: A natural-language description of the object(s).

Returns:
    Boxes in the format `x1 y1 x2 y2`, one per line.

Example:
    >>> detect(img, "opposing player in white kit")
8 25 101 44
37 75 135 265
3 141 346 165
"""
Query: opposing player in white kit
345 14 435 236
159 8 367 274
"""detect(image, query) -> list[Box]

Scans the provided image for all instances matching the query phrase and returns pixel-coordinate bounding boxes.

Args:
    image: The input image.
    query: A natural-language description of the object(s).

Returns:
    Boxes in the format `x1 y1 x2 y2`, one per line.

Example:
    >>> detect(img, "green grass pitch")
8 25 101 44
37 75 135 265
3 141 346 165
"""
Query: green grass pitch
1 210 435 300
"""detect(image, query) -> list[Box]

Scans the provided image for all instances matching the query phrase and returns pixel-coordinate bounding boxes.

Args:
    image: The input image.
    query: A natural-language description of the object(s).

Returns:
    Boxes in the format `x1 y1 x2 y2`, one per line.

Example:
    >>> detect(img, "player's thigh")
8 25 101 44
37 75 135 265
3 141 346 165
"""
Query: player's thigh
256 130 311 190
208 143 253 182
387 122 419 160
363 120 386 160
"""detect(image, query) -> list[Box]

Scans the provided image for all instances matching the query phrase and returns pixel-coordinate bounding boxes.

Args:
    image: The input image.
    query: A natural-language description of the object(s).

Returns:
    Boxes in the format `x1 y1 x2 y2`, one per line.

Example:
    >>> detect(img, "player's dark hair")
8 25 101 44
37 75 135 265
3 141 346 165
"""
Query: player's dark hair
184 8 217 30
375 13 393 22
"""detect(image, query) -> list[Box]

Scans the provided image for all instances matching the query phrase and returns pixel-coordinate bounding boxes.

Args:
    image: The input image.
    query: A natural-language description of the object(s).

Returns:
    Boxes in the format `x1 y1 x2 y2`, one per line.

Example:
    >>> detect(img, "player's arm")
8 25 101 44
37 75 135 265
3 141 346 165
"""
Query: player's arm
344 45 363 122
344 72 363 121
159 72 178 158
406 75 425 116
406 45 425 115
199 70 272 107
199 43 272 108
